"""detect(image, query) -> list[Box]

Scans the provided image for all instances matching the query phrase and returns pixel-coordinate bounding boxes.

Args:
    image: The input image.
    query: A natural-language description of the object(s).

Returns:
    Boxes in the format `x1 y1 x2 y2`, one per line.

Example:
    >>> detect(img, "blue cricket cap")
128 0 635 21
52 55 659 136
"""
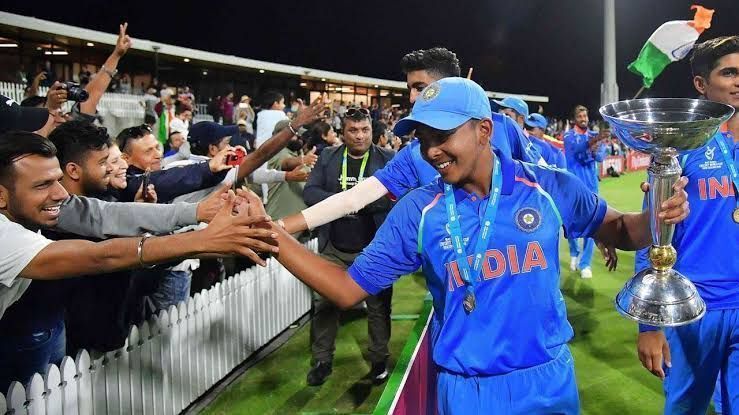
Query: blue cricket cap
393 77 491 137
491 96 529 118
525 113 548 129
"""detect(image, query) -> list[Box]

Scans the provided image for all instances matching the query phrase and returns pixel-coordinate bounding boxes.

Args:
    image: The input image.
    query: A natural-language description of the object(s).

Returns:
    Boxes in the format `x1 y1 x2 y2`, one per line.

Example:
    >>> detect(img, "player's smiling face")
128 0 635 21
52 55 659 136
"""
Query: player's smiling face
574 110 589 129
417 119 492 186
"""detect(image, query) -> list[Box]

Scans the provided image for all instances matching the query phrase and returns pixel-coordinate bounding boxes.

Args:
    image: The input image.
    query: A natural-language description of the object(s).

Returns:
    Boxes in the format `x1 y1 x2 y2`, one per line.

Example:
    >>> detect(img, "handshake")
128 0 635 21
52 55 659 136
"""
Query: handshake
191 182 279 266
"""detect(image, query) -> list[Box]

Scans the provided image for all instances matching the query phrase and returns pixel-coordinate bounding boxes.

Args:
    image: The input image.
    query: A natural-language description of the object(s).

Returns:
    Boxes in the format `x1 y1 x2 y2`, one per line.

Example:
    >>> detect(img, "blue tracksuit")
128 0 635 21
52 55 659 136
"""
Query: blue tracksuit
564 127 607 270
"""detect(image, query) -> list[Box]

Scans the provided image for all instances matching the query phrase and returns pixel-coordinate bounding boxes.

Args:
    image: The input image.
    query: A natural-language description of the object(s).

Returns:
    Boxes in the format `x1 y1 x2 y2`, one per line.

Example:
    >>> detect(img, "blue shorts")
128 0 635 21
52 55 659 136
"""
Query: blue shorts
664 308 739 415
437 345 579 414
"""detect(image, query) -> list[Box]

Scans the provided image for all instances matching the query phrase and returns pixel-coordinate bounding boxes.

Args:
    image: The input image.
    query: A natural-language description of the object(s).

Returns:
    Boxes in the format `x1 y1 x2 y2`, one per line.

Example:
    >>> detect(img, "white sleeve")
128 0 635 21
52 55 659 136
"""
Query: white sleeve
0 220 53 287
249 164 286 184
301 176 389 230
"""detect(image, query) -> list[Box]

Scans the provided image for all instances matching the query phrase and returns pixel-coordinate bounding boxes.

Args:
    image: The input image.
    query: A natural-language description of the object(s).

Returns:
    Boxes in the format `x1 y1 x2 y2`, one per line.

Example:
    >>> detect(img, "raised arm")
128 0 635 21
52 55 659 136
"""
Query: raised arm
236 99 324 180
80 23 132 115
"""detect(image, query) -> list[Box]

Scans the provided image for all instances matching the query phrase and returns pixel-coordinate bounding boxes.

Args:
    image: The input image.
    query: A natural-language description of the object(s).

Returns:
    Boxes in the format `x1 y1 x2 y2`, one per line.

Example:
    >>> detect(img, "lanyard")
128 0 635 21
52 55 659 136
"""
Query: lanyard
443 155 503 313
341 147 369 191
715 134 739 208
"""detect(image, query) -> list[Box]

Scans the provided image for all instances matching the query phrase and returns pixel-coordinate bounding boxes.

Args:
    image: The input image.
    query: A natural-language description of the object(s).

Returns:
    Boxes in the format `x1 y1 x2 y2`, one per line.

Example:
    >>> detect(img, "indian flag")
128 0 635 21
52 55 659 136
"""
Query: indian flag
628 5 714 88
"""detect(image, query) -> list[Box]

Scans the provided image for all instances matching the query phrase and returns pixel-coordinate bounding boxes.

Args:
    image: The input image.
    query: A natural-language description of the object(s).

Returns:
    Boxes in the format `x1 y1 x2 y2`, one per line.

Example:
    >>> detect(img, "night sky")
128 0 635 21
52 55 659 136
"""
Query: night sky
3 0 738 117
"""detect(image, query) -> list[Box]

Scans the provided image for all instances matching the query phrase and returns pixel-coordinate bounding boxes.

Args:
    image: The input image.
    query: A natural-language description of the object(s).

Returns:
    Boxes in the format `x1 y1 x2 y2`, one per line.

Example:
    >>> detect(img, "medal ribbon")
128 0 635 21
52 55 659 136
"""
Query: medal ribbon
714 135 739 215
341 147 369 191
443 155 503 312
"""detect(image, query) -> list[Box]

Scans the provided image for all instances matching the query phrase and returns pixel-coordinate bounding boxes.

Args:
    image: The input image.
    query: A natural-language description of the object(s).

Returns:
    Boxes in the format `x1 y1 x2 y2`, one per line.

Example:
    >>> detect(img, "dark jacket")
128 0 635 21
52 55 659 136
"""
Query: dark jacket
122 163 227 203
303 144 395 252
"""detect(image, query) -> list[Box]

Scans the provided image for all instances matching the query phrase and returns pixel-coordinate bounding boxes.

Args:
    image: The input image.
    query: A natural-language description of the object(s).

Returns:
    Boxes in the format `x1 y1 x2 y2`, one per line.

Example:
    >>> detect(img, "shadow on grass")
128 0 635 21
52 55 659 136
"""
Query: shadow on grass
561 271 595 310
335 378 375 408
561 268 665 406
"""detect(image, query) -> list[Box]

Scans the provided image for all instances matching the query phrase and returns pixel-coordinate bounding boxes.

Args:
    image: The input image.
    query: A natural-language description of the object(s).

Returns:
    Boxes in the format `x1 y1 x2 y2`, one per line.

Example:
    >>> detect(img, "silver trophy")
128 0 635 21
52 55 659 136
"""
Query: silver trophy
600 98 735 326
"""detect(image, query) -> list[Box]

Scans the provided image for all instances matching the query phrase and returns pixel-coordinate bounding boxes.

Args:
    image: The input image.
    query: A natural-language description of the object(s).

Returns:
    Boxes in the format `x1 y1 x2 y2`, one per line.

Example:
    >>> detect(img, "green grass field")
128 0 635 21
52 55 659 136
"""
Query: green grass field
203 171 717 415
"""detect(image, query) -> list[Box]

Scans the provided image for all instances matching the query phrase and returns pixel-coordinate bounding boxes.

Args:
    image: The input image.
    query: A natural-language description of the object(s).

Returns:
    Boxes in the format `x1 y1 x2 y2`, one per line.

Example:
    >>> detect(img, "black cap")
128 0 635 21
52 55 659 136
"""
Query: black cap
188 121 239 147
0 95 50 134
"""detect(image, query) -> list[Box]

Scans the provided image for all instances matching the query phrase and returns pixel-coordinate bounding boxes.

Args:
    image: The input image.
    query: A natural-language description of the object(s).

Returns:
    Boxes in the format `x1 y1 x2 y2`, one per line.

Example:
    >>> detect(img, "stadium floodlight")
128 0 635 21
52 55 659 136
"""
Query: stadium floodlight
600 98 734 326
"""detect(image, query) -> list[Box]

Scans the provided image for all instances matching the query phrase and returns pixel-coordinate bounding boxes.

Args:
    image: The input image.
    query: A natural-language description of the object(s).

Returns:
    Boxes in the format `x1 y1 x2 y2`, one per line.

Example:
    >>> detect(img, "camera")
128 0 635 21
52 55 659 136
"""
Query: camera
61 82 89 102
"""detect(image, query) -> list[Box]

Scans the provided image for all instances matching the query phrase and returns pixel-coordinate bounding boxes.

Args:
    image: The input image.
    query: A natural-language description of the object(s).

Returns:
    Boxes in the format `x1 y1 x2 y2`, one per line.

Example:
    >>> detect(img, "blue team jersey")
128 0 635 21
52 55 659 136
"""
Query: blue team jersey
374 113 541 198
532 137 566 169
563 128 607 191
349 150 607 376
636 132 739 314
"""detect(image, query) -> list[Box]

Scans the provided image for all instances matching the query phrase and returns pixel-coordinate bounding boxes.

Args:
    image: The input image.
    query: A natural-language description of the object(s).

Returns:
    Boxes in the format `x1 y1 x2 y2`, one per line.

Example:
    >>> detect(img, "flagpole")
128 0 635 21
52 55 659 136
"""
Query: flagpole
632 86 646 99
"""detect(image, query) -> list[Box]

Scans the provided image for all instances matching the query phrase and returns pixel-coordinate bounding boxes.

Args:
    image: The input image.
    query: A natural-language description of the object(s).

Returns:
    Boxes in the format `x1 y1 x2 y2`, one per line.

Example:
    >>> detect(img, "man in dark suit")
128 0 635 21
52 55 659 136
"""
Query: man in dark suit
302 108 395 386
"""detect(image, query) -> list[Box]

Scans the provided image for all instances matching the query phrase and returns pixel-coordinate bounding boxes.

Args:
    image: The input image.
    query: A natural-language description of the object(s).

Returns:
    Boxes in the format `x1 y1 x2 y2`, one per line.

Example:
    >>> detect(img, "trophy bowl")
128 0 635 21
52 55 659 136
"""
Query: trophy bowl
600 98 734 153
600 98 734 326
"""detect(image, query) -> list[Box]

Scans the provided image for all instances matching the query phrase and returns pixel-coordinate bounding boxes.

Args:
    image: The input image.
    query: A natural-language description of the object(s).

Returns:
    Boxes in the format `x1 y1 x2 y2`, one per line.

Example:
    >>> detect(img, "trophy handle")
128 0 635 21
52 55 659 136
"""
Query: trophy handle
646 148 680 273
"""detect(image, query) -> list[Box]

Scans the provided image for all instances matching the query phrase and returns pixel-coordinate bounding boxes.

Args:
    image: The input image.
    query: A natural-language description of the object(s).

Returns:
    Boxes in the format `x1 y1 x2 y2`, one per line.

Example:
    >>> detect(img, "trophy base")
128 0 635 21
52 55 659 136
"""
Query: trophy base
615 268 706 327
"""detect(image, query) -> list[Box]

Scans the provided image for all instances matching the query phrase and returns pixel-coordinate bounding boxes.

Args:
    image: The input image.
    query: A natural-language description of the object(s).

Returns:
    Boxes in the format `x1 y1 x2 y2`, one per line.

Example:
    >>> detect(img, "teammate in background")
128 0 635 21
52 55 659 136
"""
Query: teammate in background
280 47 541 234
563 105 608 279
492 96 528 129
246 77 689 414
635 35 739 415
525 113 566 169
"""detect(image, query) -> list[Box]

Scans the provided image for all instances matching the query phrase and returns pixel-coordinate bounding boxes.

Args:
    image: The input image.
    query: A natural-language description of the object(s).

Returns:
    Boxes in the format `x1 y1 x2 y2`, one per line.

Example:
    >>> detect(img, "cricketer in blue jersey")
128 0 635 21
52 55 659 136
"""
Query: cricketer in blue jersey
635 129 738 415
634 35 739 415
258 77 690 414
525 113 567 169
563 106 609 279
280 47 541 234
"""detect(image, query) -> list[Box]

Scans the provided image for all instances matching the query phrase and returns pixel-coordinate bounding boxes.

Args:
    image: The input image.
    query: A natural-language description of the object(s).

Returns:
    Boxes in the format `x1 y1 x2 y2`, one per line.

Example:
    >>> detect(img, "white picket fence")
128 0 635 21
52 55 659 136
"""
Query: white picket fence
0 240 315 415
0 82 145 136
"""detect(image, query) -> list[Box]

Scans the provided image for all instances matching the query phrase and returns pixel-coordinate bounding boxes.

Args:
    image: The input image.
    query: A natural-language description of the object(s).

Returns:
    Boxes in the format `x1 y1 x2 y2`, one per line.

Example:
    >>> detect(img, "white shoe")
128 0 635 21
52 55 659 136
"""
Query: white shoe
580 268 593 279
570 257 579 271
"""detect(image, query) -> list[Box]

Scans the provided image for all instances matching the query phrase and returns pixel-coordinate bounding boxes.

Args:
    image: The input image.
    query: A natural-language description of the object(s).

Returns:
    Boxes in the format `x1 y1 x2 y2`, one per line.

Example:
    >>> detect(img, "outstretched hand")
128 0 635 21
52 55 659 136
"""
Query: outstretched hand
196 182 245 222
200 190 277 266
292 97 325 128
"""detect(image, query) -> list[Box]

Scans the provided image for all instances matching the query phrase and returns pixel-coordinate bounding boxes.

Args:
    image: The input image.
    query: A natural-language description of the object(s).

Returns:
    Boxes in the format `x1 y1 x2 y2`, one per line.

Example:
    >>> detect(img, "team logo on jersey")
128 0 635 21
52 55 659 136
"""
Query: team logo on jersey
705 145 716 161
699 145 723 170
515 207 541 233
422 83 441 101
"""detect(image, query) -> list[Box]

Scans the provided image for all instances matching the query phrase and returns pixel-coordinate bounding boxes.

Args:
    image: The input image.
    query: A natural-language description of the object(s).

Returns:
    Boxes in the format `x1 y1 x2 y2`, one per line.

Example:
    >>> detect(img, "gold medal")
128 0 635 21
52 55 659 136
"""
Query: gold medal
463 291 476 313
733 208 739 224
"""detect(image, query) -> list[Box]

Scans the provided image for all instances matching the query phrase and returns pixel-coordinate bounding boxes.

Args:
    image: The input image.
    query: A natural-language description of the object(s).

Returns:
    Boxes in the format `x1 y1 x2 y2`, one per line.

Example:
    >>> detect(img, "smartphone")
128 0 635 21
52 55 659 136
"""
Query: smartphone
141 171 152 202
226 148 246 166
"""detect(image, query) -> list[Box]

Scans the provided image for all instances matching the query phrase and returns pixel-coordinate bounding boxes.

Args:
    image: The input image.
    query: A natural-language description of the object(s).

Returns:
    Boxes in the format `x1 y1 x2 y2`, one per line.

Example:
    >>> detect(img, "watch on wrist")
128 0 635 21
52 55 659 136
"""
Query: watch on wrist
101 66 118 78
